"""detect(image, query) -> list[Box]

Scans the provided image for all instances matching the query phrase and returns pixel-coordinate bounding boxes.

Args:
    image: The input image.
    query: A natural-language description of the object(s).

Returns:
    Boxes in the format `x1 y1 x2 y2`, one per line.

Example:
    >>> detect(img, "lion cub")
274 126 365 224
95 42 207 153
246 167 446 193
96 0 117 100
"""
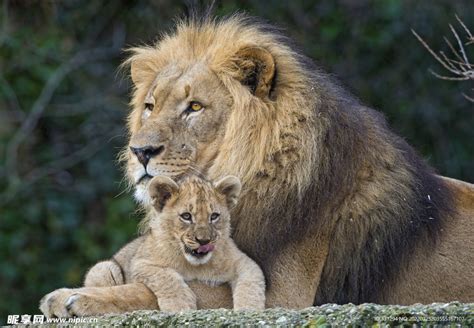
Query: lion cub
131 174 265 311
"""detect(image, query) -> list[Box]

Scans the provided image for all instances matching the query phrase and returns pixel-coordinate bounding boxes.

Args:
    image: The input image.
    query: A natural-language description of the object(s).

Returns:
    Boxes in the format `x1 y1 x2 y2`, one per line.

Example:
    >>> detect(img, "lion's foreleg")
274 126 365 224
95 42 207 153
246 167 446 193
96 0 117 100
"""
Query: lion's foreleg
264 232 330 309
39 283 158 318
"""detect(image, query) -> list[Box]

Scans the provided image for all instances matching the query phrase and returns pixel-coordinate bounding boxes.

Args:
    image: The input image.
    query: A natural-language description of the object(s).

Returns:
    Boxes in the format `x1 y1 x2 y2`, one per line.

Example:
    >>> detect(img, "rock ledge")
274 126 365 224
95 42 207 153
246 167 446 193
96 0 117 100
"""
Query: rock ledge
91 302 473 327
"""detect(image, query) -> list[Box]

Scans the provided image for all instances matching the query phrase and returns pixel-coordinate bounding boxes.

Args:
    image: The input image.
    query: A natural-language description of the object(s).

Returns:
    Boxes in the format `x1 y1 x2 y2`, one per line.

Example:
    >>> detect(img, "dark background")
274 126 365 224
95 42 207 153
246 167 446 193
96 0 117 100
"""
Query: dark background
0 0 473 321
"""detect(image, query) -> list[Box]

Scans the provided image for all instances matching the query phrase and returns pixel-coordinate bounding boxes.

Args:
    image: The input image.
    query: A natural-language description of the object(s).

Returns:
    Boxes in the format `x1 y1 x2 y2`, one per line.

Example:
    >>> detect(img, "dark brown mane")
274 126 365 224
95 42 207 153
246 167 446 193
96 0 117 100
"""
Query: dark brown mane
218 16 454 304
313 105 454 304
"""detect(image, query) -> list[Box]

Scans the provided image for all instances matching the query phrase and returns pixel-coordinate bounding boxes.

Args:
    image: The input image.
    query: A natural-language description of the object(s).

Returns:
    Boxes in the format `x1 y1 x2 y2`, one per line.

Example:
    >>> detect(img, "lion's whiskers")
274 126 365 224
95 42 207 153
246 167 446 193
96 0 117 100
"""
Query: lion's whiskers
188 164 206 178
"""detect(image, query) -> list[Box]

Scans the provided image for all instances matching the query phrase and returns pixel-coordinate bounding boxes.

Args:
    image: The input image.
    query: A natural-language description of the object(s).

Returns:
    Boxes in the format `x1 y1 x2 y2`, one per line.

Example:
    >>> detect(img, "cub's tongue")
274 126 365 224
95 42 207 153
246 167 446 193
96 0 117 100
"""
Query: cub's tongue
197 244 215 254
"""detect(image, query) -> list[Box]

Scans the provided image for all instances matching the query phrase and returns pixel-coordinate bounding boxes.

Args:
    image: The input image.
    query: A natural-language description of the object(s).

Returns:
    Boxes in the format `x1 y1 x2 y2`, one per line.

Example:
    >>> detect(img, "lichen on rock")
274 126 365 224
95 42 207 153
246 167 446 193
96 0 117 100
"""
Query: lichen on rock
84 302 473 327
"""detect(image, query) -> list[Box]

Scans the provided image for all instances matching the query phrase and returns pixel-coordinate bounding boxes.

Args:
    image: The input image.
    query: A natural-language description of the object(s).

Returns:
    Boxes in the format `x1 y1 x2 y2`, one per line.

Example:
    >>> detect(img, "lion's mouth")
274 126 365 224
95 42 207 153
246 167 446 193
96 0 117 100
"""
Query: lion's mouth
184 244 215 258
137 174 153 185
136 169 188 185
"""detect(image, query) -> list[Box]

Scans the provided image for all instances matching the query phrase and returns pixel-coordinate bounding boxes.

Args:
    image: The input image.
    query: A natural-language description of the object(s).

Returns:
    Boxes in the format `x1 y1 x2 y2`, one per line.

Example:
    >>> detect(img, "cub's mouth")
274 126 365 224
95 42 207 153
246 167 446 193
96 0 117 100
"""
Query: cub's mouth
184 244 215 258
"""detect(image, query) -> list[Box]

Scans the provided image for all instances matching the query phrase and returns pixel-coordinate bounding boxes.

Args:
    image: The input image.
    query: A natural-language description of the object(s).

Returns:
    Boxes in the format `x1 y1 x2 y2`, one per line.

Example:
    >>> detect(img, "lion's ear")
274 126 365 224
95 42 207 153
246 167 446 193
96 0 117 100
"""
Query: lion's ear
215 176 242 208
148 176 179 211
126 47 158 86
130 59 145 86
233 46 275 99
130 58 155 86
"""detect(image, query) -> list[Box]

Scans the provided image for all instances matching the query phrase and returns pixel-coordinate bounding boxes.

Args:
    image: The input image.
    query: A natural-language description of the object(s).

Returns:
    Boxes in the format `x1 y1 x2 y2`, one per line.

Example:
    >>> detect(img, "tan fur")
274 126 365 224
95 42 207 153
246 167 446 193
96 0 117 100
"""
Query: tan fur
40 175 265 317
379 177 474 304
40 14 474 317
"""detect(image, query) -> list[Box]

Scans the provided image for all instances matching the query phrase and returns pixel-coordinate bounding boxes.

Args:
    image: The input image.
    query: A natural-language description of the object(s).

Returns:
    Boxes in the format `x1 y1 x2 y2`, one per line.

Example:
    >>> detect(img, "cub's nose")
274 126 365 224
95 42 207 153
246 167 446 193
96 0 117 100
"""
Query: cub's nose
130 145 164 167
195 237 211 245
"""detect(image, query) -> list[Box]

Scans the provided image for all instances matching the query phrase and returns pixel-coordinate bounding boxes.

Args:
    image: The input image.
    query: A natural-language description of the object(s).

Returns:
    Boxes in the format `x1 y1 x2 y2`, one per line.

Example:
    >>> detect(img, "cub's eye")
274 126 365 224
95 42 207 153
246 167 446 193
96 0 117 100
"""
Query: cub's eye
188 101 203 112
210 212 220 223
180 212 192 222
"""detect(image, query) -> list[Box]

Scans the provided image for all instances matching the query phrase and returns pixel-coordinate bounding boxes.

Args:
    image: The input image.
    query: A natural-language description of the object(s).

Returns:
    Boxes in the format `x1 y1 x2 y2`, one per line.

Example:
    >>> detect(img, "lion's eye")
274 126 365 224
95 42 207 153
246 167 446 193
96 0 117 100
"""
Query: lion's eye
189 101 203 112
210 212 220 223
180 212 192 222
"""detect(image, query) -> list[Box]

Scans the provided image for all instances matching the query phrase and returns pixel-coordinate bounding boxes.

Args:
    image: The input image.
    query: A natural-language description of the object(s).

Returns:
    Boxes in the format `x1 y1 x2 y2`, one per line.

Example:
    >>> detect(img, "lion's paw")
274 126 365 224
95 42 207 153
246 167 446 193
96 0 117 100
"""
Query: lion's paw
40 288 117 318
39 288 76 318
63 293 105 317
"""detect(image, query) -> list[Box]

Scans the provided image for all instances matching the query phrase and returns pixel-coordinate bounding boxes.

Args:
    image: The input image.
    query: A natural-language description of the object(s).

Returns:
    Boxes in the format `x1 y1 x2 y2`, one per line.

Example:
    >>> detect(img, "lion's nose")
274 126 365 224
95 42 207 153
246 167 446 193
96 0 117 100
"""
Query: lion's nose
130 145 164 167
195 237 211 245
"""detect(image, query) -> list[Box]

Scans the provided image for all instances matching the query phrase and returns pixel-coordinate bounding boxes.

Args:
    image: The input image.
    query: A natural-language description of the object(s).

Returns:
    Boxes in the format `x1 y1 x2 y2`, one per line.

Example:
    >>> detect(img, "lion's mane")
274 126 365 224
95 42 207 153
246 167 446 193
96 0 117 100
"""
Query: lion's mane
125 14 453 304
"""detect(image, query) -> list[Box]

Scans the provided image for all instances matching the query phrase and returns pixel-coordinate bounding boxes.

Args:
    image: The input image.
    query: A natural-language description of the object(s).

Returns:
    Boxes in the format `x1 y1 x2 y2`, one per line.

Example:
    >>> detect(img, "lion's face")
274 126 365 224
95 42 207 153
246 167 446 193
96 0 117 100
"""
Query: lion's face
148 175 241 265
127 63 233 204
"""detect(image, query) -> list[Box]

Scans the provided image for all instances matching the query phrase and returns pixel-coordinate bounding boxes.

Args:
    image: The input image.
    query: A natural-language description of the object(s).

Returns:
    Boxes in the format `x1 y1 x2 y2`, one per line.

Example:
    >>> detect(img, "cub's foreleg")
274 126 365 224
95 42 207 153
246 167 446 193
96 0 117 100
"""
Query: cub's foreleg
132 260 197 312
84 259 124 287
231 255 266 310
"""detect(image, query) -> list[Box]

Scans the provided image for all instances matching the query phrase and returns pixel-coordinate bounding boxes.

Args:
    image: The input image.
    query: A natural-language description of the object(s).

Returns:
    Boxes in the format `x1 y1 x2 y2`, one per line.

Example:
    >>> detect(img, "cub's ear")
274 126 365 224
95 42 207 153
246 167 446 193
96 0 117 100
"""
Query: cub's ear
148 176 179 211
214 176 242 208
232 46 275 99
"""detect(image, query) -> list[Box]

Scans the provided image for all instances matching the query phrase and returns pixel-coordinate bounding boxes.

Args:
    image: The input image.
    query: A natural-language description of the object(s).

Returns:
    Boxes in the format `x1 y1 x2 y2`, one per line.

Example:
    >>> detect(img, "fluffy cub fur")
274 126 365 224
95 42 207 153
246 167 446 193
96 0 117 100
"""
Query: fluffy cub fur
40 174 264 316
129 174 265 311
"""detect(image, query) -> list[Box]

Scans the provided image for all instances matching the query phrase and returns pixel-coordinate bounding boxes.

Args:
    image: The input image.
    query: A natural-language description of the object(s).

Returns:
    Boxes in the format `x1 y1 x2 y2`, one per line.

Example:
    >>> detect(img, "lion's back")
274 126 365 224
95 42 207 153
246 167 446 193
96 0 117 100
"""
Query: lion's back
441 176 474 211
379 176 474 304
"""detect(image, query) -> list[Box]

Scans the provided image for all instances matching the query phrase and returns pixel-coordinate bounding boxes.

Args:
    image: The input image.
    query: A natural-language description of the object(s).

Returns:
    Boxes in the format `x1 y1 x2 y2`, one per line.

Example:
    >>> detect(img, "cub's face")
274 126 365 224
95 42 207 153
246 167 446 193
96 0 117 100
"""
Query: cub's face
148 175 241 265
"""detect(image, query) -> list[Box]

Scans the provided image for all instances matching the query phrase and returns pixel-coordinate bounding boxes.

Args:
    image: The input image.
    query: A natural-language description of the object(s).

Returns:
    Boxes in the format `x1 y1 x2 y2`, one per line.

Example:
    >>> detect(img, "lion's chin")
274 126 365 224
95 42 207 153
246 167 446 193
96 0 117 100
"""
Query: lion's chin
132 170 189 205
136 173 153 185
133 176 153 205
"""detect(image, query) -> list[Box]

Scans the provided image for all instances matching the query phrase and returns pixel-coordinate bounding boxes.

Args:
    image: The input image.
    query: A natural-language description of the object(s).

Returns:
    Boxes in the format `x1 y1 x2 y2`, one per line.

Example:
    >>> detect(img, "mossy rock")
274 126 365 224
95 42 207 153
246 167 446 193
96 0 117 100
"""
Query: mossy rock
52 302 472 327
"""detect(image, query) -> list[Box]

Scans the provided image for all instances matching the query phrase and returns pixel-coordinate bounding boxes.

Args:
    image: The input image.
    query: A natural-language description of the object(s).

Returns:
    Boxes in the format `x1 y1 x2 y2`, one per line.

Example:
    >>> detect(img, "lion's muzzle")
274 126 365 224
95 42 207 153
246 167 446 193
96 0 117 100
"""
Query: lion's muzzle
130 145 165 167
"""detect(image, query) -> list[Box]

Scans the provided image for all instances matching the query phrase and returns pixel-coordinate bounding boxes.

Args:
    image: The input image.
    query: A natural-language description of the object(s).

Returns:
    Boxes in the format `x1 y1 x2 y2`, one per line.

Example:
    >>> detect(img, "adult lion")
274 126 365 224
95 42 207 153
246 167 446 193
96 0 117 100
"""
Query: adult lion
41 14 473 316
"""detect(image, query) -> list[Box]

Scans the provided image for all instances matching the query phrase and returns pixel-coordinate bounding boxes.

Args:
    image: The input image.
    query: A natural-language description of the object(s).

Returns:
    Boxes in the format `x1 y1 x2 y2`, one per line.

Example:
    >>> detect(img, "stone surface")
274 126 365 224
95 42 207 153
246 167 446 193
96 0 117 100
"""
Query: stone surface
83 302 474 327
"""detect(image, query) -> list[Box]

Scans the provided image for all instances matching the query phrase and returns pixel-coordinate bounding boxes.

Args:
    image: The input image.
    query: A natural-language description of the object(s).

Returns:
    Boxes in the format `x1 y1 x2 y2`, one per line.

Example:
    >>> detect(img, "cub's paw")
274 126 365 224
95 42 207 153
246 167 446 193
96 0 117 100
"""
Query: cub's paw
39 288 76 318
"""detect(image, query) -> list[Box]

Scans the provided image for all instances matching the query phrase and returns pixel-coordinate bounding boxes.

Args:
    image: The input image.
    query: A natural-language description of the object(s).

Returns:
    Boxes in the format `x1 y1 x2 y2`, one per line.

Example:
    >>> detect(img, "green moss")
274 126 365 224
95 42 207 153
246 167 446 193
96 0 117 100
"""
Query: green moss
87 303 473 327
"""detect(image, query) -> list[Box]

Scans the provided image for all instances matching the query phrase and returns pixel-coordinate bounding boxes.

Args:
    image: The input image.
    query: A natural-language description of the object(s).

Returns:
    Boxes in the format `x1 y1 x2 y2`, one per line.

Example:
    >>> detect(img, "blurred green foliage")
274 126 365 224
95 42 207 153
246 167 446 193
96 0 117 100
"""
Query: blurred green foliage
0 0 472 322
